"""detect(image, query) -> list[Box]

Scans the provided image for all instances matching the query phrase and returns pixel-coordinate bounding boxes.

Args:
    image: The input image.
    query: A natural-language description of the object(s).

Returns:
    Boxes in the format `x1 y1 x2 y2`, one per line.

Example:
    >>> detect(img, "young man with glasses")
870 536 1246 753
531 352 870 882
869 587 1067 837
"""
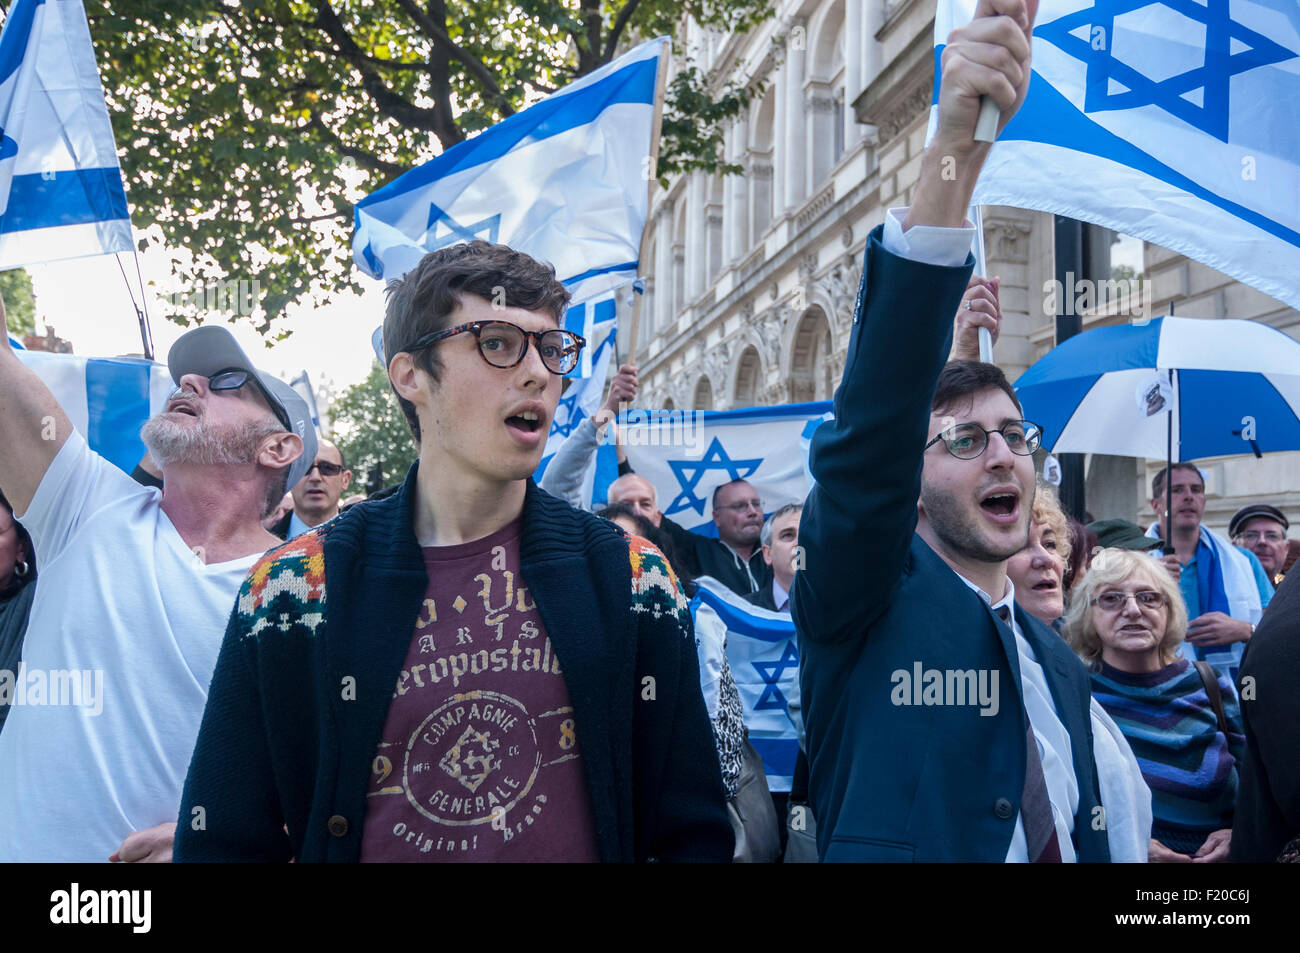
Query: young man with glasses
0 315 313 862
271 438 353 540
794 0 1111 862
176 240 733 862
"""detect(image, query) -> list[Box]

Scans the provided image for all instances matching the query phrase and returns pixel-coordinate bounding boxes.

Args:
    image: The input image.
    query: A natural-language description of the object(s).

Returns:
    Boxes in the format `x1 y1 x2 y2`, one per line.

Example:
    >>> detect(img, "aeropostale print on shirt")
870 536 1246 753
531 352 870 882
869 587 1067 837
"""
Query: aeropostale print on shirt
359 517 600 862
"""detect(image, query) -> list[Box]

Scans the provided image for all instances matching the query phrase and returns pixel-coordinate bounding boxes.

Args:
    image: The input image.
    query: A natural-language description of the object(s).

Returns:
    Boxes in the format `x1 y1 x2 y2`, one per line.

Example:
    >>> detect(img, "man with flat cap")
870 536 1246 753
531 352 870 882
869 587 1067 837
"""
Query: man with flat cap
0 316 313 862
1230 504 1292 587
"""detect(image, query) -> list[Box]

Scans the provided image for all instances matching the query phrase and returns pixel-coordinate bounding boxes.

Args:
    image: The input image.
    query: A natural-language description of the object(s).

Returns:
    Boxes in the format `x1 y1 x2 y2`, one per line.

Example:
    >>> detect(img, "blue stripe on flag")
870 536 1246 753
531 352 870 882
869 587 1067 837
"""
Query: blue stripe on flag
0 168 131 234
933 44 1300 250
694 584 795 643
85 359 151 473
592 442 619 507
563 260 639 287
749 737 800 789
356 57 658 209
0 0 40 87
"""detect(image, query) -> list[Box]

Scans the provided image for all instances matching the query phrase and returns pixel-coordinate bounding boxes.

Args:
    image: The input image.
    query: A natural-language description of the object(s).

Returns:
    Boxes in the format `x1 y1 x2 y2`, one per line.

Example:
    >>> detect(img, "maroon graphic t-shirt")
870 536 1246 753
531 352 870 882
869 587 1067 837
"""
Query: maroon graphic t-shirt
360 517 601 861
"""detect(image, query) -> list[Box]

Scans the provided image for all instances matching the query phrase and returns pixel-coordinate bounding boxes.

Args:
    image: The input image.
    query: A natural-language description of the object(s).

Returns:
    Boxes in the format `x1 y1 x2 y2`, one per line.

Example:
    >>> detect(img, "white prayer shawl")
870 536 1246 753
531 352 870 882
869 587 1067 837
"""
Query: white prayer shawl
1090 699 1152 863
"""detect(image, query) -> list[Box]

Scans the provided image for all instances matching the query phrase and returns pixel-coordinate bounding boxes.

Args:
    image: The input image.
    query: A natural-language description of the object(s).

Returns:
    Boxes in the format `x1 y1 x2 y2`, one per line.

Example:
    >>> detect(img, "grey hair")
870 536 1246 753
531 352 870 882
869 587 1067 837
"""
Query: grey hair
761 502 804 547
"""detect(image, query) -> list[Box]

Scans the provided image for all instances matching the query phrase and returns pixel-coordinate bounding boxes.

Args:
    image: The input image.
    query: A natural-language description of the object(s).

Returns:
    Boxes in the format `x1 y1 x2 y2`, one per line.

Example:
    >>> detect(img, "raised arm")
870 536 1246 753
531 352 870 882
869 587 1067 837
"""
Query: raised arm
792 0 1037 645
0 295 76 513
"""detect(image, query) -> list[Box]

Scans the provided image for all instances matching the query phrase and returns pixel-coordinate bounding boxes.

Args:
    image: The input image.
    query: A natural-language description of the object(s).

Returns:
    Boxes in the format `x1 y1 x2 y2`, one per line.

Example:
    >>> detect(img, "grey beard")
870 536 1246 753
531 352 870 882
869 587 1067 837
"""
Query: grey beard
141 412 278 468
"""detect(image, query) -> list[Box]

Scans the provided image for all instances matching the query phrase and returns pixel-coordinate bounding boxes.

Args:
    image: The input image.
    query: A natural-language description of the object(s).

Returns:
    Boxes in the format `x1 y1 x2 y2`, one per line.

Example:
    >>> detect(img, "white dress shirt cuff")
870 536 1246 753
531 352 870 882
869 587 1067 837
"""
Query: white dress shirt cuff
882 207 976 268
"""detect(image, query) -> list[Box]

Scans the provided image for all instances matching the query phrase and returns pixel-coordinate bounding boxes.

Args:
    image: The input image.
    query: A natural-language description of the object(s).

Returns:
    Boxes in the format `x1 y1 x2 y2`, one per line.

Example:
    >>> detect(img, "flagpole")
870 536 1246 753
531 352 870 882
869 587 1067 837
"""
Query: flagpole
971 204 993 362
627 39 671 370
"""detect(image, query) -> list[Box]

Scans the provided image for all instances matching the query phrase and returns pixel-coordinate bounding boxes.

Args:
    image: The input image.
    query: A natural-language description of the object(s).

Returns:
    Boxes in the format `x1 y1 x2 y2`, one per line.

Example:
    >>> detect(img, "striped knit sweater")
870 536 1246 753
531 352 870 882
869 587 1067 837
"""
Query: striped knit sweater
175 467 733 862
1090 659 1245 852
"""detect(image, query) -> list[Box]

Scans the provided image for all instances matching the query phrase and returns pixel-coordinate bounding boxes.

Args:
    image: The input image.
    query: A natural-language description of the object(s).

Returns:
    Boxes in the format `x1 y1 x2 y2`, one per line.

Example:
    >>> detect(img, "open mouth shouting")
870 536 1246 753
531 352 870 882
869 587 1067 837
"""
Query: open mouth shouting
503 401 548 449
165 396 201 418
978 485 1022 525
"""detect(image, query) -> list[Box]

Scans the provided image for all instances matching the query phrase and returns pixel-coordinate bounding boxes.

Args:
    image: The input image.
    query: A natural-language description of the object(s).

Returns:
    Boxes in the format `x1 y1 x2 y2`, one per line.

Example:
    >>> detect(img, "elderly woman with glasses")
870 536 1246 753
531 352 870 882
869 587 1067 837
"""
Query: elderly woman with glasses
1064 548 1245 863
1004 486 1153 861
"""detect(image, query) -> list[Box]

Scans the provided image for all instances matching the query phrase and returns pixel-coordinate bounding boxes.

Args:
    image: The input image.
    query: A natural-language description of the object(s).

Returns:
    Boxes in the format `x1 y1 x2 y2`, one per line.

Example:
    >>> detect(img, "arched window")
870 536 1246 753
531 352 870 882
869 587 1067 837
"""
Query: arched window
733 346 762 407
694 376 715 411
790 307 834 403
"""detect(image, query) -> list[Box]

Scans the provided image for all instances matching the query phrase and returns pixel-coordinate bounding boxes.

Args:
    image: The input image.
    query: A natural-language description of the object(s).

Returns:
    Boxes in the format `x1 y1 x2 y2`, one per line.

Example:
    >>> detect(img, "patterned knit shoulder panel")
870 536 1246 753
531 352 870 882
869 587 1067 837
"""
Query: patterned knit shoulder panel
626 534 692 633
236 525 329 641
627 533 746 798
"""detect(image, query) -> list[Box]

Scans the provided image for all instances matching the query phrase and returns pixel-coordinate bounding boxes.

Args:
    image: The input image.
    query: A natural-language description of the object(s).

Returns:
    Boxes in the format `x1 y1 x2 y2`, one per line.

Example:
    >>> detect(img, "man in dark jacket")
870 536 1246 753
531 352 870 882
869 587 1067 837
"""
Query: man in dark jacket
1230 569 1300 862
175 240 733 862
794 0 1109 863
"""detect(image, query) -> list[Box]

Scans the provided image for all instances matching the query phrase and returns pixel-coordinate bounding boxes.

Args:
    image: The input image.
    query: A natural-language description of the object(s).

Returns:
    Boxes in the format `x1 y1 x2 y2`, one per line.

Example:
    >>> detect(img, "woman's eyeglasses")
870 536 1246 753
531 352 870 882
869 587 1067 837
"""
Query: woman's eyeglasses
404 320 585 376
1090 590 1165 612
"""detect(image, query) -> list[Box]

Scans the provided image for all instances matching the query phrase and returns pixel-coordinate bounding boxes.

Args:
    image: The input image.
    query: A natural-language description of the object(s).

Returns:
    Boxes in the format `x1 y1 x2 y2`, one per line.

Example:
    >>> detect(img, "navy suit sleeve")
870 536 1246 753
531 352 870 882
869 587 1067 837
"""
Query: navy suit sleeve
792 227 973 645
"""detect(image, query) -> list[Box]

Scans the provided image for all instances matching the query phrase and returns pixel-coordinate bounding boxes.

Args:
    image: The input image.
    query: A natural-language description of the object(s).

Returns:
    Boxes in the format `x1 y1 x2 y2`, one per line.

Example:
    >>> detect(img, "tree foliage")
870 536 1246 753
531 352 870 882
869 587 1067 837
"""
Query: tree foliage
0 268 36 337
330 360 418 490
89 0 773 336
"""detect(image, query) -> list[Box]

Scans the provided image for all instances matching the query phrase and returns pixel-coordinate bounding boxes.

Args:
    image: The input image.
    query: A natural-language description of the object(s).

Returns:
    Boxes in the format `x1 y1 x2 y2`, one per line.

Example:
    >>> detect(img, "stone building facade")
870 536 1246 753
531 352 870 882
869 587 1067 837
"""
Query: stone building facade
637 0 1299 534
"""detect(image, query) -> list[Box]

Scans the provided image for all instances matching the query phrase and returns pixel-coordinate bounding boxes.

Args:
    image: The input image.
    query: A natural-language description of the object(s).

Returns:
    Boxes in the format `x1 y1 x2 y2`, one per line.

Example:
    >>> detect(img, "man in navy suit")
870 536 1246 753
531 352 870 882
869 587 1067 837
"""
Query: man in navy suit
793 0 1110 862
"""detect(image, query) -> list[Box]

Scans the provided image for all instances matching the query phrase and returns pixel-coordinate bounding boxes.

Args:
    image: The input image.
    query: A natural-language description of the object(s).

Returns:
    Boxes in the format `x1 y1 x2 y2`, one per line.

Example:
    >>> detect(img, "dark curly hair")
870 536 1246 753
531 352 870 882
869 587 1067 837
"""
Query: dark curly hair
381 240 572 443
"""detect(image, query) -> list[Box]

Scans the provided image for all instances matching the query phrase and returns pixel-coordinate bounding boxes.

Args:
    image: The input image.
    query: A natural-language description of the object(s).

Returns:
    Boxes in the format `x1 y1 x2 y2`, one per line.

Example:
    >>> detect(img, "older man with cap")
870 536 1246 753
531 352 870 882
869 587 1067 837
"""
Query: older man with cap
1230 504 1292 587
0 318 312 862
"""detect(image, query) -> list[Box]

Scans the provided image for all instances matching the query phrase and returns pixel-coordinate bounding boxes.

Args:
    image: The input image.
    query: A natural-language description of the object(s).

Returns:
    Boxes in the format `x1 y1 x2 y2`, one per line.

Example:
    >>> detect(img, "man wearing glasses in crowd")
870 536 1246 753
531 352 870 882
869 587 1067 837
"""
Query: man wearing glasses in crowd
795 0 1111 861
270 438 353 540
0 308 313 862
175 240 733 862
654 478 773 597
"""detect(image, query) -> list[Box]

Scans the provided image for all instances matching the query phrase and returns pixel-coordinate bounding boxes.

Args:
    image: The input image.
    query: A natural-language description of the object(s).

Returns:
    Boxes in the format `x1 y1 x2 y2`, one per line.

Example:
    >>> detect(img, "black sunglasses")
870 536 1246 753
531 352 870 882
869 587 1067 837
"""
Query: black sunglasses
207 368 291 432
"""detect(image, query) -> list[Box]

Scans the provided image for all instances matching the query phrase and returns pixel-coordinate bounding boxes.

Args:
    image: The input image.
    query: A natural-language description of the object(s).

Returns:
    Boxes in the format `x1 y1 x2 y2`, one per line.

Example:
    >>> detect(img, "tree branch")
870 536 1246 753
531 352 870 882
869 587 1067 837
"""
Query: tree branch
390 0 513 114
603 0 645 61
304 114 405 179
312 1 443 134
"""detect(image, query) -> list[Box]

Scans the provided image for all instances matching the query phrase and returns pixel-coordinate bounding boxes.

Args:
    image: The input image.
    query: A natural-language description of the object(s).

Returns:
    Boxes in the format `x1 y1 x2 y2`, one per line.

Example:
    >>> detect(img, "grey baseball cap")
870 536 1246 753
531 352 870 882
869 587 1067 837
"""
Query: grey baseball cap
166 325 318 489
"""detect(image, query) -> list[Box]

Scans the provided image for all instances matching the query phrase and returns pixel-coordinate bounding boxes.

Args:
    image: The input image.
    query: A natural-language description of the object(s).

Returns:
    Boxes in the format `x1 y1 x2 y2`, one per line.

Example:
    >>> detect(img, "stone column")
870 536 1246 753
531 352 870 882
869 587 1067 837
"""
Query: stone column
805 82 835 194
729 114 749 264
784 19 807 208
686 173 706 301
844 0 863 147
772 61 786 216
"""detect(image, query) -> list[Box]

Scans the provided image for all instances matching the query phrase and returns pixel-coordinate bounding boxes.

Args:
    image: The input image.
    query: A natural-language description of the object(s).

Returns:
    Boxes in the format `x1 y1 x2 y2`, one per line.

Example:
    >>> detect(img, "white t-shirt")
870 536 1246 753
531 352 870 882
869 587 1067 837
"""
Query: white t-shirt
0 432 262 861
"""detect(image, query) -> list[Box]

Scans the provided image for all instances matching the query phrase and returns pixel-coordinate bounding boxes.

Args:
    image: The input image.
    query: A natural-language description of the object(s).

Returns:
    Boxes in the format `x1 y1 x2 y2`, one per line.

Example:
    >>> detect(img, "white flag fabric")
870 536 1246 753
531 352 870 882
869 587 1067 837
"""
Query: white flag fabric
353 37 668 306
14 347 172 473
0 0 133 269
621 401 832 534
932 0 1300 310
534 312 618 506
693 578 803 793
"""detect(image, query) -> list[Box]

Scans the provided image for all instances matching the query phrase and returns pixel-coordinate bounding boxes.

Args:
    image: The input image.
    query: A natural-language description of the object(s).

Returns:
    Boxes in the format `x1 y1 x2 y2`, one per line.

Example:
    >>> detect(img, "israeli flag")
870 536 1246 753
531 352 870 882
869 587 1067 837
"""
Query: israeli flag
933 1 1300 310
289 370 321 429
0 0 133 269
353 37 668 307
694 578 803 793
534 311 619 504
15 348 172 473
620 401 832 535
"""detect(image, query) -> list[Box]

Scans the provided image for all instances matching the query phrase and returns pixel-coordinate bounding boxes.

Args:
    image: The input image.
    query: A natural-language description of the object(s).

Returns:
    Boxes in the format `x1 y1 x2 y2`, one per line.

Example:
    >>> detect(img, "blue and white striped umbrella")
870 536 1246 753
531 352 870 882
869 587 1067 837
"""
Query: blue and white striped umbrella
1015 317 1300 461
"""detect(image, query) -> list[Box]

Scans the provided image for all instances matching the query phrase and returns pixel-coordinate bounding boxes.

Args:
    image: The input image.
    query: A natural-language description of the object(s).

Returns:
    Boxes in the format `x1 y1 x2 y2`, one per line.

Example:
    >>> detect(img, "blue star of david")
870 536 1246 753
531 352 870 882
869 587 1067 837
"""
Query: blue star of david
1035 0 1298 142
664 436 763 518
424 203 501 251
549 389 585 439
752 641 799 711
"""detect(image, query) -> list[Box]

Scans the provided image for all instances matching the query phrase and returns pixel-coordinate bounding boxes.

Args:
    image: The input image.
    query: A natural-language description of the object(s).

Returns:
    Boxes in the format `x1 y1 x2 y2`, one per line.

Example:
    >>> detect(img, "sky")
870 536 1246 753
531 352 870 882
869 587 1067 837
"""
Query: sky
27 245 388 407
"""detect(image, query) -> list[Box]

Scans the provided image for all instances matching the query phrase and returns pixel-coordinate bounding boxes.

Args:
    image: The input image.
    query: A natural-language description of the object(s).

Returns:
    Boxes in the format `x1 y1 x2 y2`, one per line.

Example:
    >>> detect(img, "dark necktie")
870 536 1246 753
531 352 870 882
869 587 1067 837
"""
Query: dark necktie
995 604 1063 863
